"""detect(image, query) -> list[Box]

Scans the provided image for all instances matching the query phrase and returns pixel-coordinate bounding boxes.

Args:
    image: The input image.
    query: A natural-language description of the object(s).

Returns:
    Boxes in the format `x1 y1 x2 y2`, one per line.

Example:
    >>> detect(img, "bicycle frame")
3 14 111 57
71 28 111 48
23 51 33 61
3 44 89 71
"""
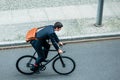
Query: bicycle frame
30 49 65 67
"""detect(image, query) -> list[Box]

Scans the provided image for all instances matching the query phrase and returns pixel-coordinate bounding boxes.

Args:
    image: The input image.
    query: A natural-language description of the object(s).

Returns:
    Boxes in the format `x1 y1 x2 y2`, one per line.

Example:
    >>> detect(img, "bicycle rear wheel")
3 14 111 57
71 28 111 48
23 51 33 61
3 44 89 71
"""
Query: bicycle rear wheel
16 55 36 75
52 56 76 75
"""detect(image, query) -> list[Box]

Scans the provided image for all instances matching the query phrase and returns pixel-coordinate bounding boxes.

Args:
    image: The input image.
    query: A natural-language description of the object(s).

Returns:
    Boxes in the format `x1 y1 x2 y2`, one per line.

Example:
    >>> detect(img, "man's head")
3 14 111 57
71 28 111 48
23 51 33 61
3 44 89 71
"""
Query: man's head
54 22 63 31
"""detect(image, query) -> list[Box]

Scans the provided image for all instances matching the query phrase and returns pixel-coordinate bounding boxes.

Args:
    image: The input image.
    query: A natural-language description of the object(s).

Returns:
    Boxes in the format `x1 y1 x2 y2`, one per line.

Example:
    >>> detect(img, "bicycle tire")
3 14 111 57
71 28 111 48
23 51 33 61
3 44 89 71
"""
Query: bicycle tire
16 55 36 75
52 56 76 75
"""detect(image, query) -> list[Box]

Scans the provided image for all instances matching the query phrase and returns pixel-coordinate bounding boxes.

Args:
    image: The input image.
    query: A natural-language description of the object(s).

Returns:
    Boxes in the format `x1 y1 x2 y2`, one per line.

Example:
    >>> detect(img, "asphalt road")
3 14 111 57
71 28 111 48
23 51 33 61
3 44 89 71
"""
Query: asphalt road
0 39 120 80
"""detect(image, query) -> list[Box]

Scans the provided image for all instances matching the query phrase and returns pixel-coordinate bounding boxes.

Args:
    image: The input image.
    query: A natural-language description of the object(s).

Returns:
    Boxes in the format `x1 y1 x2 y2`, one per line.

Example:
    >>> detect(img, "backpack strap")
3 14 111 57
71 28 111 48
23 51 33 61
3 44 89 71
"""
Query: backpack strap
37 26 46 29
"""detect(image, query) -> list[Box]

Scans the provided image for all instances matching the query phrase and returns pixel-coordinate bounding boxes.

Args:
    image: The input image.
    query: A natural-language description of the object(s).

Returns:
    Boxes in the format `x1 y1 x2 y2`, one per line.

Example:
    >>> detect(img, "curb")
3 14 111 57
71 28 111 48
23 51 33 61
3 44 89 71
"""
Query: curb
0 33 120 50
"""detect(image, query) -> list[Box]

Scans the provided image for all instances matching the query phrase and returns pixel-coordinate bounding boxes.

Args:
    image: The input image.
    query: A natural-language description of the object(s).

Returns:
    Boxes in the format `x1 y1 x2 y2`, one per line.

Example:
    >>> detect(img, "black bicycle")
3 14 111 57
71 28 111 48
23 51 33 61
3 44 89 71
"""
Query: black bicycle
16 46 76 75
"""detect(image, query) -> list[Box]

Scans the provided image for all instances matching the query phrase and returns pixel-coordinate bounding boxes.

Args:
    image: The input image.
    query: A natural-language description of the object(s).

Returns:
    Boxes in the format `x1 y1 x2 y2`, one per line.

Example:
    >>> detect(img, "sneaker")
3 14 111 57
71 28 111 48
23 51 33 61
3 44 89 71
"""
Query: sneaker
30 64 39 72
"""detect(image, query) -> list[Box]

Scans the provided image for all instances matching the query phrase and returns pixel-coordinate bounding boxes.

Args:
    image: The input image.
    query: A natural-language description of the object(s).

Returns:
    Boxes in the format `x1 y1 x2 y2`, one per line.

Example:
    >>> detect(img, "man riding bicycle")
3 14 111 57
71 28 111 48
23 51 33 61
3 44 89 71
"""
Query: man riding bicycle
30 22 63 72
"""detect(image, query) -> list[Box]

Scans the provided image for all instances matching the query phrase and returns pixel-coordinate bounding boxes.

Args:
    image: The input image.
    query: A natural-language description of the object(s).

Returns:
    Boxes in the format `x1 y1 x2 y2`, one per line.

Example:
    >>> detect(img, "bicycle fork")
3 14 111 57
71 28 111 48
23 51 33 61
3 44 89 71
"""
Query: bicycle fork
58 54 65 68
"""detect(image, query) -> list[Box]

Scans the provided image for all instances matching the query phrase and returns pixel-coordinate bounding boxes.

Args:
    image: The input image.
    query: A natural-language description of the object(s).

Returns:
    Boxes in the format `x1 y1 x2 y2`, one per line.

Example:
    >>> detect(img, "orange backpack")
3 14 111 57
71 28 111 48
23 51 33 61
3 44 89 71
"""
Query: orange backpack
26 28 38 42
25 26 45 42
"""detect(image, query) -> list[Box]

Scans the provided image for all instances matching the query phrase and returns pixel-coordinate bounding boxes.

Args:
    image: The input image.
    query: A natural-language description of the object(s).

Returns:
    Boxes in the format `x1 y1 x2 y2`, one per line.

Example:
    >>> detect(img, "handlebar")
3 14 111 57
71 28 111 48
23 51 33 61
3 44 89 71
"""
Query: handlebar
63 51 66 53
49 43 66 53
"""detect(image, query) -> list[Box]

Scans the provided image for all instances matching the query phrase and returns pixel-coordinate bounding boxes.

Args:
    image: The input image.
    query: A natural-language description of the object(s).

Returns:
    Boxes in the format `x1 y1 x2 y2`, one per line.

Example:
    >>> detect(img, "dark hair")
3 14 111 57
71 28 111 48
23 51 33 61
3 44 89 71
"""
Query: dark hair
54 22 63 28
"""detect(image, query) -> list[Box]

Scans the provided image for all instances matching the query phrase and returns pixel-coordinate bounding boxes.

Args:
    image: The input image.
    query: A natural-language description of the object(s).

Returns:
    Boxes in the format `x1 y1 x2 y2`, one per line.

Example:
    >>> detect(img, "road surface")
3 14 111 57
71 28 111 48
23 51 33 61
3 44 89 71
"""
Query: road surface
0 39 120 80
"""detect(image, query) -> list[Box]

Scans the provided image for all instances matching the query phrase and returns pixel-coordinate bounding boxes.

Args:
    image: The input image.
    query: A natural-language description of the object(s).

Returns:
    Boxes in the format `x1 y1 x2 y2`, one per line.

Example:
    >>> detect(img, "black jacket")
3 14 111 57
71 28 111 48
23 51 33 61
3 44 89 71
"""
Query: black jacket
36 25 60 50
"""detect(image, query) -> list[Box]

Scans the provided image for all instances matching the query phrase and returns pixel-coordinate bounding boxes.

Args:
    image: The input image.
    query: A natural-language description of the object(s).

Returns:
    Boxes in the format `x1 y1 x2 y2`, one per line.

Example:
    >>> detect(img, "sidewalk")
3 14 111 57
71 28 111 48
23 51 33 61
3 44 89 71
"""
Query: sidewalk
0 2 120 48
0 2 120 25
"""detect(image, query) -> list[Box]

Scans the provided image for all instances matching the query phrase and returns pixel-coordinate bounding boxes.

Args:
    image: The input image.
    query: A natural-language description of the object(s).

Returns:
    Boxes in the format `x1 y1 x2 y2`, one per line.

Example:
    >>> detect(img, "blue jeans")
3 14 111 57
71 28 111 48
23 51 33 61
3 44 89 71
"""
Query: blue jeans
30 40 50 65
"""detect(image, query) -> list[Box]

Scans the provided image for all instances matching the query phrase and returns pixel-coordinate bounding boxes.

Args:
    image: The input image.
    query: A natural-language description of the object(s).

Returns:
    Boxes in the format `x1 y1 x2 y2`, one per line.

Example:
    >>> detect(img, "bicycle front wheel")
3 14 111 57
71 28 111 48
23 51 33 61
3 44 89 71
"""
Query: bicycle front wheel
16 55 36 75
52 56 76 75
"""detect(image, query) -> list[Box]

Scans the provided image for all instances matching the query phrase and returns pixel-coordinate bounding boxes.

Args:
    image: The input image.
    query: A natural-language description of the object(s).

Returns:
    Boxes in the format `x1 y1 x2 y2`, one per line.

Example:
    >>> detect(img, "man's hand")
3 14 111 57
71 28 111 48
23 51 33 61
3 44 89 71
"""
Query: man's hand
59 42 63 46
58 49 63 54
